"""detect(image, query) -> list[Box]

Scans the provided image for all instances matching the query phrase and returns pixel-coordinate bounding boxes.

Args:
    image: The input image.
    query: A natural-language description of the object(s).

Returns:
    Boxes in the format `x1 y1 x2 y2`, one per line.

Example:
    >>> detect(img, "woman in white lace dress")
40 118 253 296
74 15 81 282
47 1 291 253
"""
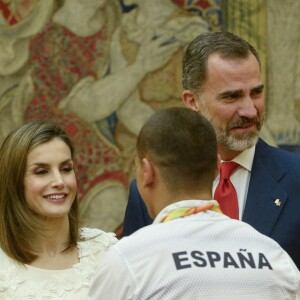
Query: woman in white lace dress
0 121 117 299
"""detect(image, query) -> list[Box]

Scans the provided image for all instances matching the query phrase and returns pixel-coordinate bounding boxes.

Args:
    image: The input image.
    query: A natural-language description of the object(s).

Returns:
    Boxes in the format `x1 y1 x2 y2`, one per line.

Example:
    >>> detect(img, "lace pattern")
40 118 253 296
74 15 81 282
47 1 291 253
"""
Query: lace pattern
0 228 117 299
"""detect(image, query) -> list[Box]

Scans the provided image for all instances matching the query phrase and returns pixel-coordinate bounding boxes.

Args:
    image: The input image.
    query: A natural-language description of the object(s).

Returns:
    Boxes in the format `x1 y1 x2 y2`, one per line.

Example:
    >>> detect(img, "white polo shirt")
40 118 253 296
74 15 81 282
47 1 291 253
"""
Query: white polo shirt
88 200 300 300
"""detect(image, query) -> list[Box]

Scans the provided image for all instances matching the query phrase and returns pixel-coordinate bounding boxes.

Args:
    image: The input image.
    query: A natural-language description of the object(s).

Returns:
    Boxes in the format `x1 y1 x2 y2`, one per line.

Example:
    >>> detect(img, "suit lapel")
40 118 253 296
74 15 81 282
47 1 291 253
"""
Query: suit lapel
242 140 287 236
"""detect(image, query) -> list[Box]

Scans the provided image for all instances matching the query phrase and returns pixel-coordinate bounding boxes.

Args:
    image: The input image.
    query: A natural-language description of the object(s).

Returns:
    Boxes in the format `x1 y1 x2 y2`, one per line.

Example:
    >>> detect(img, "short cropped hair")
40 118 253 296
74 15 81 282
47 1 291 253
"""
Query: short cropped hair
0 121 79 264
182 31 261 93
137 107 217 193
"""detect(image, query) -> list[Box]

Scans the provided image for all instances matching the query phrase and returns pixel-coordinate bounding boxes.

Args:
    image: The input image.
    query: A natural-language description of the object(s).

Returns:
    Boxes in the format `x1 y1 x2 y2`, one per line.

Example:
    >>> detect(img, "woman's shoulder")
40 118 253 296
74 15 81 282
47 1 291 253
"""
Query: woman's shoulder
0 229 117 299
77 227 118 262
79 227 117 243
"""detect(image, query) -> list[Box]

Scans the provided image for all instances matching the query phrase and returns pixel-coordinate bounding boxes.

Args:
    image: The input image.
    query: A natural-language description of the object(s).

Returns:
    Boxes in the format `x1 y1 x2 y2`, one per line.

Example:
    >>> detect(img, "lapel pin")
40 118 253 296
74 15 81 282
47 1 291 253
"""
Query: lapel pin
274 199 281 206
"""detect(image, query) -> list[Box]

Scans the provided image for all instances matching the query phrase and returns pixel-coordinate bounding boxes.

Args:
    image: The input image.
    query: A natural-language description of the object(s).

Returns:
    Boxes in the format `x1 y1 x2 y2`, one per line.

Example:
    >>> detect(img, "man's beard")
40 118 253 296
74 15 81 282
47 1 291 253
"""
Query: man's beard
200 105 264 152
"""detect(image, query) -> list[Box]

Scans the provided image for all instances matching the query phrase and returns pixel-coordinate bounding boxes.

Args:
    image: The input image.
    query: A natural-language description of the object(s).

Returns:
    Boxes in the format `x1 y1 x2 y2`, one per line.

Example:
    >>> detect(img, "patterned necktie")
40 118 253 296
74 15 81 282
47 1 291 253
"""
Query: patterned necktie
214 161 239 219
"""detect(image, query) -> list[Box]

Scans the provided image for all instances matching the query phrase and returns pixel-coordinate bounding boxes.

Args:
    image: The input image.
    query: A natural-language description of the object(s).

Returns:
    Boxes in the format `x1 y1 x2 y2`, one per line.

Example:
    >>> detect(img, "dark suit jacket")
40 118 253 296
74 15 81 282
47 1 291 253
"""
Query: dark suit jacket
123 139 300 269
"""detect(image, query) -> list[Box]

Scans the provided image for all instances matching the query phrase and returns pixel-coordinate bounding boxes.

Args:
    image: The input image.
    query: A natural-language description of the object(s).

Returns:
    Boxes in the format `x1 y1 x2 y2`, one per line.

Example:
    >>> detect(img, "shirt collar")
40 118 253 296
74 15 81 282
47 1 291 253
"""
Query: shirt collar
230 144 256 172
153 200 219 224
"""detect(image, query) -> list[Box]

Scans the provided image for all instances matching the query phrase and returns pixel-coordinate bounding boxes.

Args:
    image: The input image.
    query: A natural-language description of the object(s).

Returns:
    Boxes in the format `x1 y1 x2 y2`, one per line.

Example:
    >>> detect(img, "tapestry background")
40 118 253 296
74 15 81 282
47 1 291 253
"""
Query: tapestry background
0 0 299 234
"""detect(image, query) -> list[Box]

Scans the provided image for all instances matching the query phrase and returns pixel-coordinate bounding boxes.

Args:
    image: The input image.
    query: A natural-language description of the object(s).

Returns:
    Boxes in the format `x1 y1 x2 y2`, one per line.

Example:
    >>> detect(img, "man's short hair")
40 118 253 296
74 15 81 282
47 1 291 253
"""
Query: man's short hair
137 107 217 193
182 31 261 93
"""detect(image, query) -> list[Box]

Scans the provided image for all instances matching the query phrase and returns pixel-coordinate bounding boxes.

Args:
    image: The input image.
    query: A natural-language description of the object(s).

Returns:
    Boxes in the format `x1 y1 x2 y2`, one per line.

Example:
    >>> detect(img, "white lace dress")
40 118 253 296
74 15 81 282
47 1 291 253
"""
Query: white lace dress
0 228 117 299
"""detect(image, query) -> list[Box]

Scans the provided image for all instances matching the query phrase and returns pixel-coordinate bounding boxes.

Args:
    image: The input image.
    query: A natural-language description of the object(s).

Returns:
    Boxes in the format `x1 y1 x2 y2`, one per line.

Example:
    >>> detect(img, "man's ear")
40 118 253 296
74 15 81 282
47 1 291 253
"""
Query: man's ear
182 90 199 112
142 158 154 187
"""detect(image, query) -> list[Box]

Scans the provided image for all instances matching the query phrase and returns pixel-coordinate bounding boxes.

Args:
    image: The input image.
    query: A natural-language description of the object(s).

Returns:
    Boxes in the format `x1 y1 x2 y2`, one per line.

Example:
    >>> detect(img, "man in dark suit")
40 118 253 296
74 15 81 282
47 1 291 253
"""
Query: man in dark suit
123 31 300 269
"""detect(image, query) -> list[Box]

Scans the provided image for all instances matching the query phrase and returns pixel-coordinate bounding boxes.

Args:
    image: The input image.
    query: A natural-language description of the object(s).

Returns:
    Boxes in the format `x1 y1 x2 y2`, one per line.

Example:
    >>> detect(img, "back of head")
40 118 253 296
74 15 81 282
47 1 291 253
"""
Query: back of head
182 31 261 93
137 107 217 194
0 120 78 263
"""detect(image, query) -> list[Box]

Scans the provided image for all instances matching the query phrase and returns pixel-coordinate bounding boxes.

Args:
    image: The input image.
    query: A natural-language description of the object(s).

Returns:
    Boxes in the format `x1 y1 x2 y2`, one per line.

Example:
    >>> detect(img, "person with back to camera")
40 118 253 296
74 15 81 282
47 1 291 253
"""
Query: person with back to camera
0 121 117 299
122 31 300 270
89 107 300 300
